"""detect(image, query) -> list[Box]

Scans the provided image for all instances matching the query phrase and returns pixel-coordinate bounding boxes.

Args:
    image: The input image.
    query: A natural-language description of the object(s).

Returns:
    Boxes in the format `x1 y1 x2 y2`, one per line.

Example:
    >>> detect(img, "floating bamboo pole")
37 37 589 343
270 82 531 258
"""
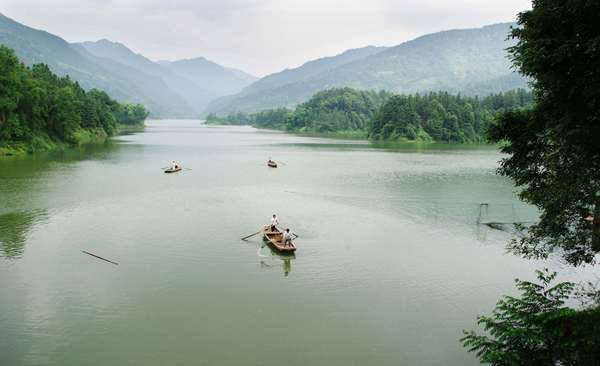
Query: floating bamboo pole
83 251 118 265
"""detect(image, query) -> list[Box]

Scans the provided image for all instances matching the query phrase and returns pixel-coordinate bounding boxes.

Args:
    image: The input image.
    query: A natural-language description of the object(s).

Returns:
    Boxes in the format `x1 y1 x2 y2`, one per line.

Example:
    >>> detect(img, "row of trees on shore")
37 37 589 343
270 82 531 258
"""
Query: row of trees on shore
367 88 533 142
0 45 148 152
205 88 394 133
205 87 533 142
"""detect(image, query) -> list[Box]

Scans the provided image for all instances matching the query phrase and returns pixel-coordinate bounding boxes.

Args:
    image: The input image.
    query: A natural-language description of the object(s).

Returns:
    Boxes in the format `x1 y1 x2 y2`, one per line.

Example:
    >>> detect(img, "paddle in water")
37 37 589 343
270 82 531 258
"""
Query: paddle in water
241 230 262 240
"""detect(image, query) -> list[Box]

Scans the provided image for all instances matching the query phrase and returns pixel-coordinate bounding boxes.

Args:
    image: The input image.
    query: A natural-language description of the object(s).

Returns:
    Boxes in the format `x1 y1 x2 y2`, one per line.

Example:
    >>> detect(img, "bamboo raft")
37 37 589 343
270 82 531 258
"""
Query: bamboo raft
267 161 277 168
164 167 182 173
262 226 296 252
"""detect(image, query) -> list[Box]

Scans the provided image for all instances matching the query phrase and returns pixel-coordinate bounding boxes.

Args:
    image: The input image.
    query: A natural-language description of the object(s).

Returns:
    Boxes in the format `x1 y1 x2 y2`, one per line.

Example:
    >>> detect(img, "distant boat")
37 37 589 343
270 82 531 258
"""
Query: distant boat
267 161 277 168
262 226 296 252
164 167 182 173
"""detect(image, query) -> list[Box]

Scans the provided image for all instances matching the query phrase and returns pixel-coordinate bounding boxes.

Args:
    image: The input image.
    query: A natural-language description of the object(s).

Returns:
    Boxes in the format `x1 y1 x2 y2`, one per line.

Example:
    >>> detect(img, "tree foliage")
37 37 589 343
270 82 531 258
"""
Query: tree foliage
461 269 600 366
0 45 148 151
486 0 600 266
367 89 533 142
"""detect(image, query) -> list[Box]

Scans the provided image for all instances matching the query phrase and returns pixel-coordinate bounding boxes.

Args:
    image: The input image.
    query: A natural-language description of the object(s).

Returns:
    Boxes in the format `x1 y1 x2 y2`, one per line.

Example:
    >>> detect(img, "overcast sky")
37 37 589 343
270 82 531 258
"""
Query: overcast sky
0 0 532 77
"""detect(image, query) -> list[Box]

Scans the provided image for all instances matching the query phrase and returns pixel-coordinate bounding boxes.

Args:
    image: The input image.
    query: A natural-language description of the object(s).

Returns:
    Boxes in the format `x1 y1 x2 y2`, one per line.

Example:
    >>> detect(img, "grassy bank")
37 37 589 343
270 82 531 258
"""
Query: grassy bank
0 128 115 156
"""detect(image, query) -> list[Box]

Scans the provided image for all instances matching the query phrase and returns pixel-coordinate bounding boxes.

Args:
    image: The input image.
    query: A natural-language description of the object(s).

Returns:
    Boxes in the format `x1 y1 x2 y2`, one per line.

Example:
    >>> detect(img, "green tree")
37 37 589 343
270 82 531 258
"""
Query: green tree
461 269 600 366
0 45 27 141
487 0 600 266
49 87 81 141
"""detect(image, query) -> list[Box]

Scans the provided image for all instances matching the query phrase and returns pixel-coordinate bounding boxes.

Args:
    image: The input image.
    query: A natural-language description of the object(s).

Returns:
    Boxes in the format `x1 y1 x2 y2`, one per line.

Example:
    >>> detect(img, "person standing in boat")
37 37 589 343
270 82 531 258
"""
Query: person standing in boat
172 161 177 170
283 228 292 248
268 156 274 164
270 214 279 233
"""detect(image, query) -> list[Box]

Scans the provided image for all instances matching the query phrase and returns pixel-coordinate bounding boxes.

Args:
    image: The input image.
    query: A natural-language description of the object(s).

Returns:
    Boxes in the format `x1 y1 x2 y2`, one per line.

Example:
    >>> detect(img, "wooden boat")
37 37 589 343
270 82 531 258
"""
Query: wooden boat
262 226 296 252
267 161 277 168
164 167 182 173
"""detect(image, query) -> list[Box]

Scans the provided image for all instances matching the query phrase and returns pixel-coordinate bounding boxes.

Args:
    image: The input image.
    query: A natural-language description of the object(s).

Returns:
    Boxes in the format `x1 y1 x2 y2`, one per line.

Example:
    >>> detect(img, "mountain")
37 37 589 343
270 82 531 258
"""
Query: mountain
223 67 259 85
0 13 194 118
162 57 253 97
204 46 387 115
78 40 218 113
204 23 529 116
70 44 197 118
239 46 387 97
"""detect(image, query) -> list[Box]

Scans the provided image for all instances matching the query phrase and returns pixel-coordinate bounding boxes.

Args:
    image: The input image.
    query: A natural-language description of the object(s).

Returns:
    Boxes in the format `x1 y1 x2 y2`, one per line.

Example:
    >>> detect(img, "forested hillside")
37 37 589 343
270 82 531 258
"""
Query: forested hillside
367 89 533 142
204 23 530 116
0 46 148 154
206 87 533 143
206 88 393 132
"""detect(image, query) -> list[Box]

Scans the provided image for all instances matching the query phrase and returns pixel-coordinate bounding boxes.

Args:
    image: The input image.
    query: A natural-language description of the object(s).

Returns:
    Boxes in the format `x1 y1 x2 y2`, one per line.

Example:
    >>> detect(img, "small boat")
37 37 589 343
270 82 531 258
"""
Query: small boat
268 161 277 168
262 226 296 252
164 167 182 173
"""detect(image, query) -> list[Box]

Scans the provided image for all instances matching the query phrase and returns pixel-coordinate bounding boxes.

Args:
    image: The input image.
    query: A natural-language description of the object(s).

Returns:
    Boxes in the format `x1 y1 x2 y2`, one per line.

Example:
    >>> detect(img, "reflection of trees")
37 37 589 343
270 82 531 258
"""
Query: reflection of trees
0 210 46 260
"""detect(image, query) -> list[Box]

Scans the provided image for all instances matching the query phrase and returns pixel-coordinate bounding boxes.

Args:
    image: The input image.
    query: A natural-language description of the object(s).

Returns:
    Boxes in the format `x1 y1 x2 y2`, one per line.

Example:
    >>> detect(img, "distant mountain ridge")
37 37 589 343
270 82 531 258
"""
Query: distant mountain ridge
204 23 529 116
239 46 388 97
160 57 252 97
79 40 219 113
79 40 259 108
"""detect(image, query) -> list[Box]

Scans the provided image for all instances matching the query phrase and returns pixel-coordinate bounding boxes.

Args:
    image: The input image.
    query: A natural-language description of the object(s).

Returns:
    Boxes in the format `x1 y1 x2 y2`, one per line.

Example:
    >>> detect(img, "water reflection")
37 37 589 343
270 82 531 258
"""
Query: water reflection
259 242 296 276
0 210 46 260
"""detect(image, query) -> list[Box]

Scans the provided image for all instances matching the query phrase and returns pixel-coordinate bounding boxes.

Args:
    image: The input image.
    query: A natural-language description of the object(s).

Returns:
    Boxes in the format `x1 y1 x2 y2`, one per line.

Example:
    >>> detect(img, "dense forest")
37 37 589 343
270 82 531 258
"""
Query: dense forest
206 87 533 142
0 45 148 154
367 88 533 142
206 88 393 133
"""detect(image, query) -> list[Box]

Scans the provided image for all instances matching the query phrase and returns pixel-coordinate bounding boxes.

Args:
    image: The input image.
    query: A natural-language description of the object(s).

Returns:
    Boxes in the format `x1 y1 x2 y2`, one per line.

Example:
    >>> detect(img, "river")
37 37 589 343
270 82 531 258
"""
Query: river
1 120 597 365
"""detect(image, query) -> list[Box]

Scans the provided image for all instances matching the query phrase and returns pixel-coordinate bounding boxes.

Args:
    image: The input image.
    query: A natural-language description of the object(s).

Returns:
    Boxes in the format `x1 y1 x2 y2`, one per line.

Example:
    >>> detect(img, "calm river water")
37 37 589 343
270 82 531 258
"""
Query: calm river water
1 120 598 365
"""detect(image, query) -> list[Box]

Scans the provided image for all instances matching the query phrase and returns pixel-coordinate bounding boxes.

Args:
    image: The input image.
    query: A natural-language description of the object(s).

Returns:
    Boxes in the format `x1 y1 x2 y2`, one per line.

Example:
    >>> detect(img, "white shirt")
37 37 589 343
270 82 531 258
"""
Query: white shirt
283 231 292 239
271 217 278 226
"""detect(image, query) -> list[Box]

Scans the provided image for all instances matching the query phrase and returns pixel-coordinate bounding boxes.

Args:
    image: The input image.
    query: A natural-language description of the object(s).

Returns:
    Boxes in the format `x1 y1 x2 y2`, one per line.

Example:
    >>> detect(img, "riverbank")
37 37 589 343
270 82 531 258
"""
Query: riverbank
0 125 144 156
211 123 488 143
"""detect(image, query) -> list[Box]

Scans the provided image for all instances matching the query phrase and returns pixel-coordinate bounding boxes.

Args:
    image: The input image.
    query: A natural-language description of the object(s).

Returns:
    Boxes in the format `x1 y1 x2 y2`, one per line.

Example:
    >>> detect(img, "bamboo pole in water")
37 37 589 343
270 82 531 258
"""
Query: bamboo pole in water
83 251 118 265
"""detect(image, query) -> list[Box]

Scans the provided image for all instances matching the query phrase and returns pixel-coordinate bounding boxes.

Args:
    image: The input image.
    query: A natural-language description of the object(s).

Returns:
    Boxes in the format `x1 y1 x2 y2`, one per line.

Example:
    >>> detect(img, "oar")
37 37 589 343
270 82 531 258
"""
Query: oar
161 166 171 169
182 167 192 170
275 161 287 166
241 230 262 240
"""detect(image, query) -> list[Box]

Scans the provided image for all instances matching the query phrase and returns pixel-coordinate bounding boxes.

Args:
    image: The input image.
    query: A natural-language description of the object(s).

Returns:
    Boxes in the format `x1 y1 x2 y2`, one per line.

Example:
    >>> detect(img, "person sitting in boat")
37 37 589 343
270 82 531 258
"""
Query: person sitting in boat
268 156 274 164
270 214 279 233
283 228 292 248
172 161 177 169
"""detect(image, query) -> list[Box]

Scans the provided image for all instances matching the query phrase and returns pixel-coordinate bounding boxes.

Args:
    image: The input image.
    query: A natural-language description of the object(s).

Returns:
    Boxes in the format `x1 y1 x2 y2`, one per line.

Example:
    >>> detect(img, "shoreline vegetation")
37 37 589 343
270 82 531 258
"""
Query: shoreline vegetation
204 87 533 143
0 45 149 155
